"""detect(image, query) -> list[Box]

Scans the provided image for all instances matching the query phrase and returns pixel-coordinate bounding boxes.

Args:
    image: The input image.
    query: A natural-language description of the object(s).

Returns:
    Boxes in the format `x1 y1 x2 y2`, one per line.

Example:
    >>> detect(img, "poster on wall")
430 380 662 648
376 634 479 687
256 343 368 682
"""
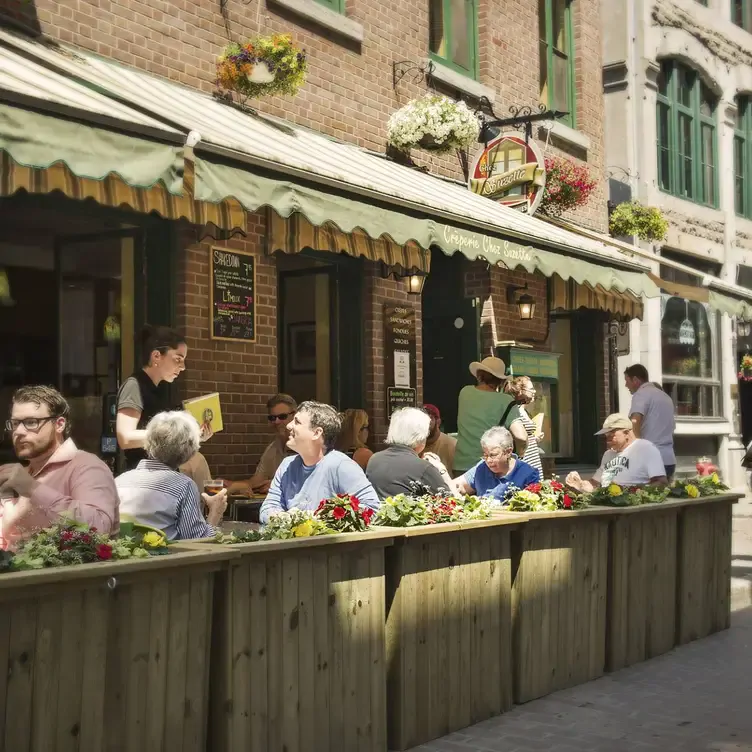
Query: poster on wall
468 132 546 215
209 246 256 342
384 304 417 408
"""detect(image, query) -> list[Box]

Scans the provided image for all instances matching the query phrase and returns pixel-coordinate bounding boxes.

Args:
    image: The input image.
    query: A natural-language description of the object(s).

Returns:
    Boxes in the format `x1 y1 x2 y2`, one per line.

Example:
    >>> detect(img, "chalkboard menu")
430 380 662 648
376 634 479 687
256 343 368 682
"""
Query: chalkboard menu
210 246 256 342
387 387 417 416
383 304 417 392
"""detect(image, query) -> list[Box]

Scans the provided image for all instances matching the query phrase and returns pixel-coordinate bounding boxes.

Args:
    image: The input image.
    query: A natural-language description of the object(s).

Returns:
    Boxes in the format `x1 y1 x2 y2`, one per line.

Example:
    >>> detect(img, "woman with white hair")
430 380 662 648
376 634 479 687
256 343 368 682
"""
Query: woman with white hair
366 407 451 500
453 425 540 501
115 411 228 540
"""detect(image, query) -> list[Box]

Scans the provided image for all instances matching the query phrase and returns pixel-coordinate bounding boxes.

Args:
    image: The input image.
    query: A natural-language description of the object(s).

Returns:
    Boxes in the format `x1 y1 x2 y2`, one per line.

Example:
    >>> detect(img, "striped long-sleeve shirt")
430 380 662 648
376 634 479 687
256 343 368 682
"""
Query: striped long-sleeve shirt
115 458 215 541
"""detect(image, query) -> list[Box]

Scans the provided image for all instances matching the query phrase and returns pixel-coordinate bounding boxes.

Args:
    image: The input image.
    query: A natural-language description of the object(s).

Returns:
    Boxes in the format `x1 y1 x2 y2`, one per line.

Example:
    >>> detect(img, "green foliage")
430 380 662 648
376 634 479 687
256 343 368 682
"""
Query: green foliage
609 201 669 242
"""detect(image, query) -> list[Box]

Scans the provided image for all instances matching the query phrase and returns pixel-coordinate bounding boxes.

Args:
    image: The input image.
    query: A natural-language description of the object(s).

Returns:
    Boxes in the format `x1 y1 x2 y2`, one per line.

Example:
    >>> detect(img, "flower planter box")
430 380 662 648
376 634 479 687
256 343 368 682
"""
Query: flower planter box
0 547 235 752
511 509 613 704
676 494 737 645
177 531 395 752
383 518 520 750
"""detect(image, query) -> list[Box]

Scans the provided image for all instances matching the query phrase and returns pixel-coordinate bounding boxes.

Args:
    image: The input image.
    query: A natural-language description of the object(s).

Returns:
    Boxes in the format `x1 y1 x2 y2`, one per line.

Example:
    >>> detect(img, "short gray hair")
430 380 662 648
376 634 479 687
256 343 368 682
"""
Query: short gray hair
480 426 514 452
386 407 430 449
297 401 342 451
144 411 200 468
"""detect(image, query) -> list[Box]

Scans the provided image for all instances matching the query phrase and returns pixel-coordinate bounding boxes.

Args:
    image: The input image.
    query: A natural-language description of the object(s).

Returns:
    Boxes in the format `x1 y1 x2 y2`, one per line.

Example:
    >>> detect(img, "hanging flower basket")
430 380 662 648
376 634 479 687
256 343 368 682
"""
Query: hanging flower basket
216 34 307 99
739 353 752 381
387 94 480 154
538 156 597 217
609 201 668 242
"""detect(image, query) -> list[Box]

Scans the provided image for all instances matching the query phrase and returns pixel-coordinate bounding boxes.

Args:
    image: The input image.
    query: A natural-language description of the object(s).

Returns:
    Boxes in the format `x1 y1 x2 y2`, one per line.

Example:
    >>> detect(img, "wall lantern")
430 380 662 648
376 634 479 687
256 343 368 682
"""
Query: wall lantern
380 262 427 295
406 273 426 295
507 283 535 320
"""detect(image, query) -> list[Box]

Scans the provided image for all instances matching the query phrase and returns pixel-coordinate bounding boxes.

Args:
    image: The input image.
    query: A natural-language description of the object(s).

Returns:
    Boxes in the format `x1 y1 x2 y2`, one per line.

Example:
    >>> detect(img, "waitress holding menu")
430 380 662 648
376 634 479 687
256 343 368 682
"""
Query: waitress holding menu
116 325 212 471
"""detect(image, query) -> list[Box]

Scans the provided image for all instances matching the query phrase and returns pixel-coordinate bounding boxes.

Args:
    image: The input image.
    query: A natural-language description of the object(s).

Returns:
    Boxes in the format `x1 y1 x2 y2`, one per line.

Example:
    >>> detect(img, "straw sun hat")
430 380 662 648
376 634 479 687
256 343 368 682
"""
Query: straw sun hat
468 356 508 381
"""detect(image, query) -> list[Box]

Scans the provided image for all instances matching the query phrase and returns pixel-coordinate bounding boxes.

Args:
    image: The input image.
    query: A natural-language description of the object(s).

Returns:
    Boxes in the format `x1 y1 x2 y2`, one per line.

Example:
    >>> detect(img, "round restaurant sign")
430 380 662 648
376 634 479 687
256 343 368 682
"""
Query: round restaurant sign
468 132 546 215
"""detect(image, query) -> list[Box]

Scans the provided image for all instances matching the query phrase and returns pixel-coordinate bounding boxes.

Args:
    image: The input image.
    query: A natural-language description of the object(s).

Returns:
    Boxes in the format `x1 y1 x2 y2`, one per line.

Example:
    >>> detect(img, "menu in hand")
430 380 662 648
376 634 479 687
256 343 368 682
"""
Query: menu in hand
183 392 224 433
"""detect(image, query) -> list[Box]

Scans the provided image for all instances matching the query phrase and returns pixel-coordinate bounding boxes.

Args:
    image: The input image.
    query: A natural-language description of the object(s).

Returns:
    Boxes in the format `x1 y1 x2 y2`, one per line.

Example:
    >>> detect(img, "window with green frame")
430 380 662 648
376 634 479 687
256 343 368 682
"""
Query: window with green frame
429 0 478 78
656 60 718 207
735 97 752 218
733 0 752 31
314 0 344 12
539 0 575 127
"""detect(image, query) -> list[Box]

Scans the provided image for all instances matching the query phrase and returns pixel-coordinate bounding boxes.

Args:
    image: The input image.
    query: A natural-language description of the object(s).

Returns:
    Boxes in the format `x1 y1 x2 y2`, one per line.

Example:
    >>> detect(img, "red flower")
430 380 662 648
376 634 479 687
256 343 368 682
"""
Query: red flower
60 531 73 542
332 506 346 520
90 527 98 533
551 481 563 491
350 497 360 512
527 483 542 493
96 544 113 561
562 495 573 509
362 508 374 525
80 534 92 544
316 499 326 513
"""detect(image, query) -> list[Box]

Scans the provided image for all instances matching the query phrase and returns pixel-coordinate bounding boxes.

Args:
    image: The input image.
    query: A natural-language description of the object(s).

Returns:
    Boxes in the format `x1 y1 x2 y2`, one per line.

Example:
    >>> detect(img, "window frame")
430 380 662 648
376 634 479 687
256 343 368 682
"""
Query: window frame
314 0 345 12
733 0 752 32
735 97 752 219
539 0 576 128
428 0 480 80
655 60 719 208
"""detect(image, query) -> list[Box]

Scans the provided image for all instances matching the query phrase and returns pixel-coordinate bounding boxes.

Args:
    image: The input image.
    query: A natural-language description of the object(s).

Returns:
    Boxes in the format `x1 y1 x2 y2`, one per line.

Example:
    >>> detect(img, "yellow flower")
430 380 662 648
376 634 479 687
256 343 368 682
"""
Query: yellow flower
608 483 623 497
142 531 164 548
686 484 700 498
711 472 720 484
292 520 315 538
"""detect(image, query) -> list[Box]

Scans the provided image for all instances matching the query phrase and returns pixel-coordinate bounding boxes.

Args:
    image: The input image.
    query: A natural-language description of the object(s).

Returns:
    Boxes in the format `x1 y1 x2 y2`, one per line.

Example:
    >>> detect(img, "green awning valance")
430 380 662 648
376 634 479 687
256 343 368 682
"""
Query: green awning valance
708 290 752 321
0 103 183 193
196 157 658 298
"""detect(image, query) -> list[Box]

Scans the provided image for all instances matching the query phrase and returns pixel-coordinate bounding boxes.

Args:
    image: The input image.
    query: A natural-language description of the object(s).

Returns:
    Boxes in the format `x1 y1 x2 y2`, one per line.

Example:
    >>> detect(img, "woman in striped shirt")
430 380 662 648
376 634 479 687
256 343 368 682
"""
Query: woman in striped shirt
116 412 227 540
504 376 544 476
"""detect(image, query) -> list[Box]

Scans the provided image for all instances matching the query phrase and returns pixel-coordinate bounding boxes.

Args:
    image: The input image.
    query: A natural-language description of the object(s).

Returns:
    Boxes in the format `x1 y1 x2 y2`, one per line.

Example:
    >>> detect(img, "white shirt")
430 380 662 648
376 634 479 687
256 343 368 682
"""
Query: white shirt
629 382 676 466
594 439 666 487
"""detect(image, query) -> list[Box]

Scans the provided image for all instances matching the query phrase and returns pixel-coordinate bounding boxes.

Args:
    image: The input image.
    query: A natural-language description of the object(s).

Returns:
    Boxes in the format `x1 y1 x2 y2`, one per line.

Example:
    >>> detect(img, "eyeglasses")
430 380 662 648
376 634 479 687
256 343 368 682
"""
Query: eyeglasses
482 450 508 461
267 412 293 422
360 425 370 431
5 416 59 433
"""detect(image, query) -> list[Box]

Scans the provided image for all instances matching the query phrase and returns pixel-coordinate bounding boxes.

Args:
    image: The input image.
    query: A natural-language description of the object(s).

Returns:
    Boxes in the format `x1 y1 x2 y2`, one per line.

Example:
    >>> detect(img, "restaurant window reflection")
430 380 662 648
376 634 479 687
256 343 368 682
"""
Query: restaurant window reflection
661 295 721 416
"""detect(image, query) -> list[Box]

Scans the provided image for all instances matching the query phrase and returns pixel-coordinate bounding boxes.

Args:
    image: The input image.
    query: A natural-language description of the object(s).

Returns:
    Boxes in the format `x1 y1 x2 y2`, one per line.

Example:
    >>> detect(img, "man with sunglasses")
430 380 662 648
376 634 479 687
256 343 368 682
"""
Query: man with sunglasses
227 394 297 496
0 386 119 550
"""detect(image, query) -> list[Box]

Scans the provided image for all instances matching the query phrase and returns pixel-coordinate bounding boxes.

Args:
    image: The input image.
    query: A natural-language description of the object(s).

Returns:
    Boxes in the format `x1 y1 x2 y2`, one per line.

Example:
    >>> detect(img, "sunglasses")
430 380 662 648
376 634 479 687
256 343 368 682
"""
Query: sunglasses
267 412 293 422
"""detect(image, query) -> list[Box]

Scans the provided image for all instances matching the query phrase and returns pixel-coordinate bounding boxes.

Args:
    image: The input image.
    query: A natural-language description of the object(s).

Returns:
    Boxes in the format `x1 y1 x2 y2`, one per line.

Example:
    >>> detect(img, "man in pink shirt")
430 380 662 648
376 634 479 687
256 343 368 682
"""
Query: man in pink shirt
0 385 119 550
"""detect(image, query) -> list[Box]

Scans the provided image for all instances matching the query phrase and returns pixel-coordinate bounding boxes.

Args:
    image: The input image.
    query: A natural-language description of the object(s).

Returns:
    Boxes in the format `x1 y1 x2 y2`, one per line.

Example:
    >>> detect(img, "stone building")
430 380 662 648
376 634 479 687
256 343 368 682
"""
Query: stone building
603 0 752 486
0 0 655 479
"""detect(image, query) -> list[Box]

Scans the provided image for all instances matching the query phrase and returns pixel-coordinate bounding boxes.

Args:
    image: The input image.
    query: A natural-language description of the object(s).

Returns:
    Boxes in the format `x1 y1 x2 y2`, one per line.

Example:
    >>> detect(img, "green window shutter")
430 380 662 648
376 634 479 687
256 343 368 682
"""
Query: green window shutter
732 0 752 30
735 97 751 219
314 0 344 12
429 0 479 79
538 0 575 127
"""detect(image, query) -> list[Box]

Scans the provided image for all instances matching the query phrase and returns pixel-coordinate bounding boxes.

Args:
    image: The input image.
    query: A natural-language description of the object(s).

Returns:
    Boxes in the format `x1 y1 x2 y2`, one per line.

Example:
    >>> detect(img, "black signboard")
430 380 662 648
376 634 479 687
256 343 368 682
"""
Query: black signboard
383 304 417 392
387 387 417 416
210 246 256 342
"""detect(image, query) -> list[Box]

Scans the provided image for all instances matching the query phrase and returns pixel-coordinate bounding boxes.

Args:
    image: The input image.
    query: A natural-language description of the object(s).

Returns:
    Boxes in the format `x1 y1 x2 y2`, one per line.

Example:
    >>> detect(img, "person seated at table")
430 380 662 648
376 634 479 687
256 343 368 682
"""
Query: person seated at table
366 407 450 499
565 414 667 493
421 404 456 476
451 426 540 501
260 401 380 524
0 385 120 550
335 408 373 471
116 411 228 540
227 393 297 496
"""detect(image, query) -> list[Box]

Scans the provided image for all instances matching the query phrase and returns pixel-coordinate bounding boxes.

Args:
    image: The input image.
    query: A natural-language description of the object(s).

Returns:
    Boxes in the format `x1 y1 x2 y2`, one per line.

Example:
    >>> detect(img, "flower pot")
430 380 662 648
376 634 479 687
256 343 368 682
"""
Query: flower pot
417 133 447 150
246 60 275 84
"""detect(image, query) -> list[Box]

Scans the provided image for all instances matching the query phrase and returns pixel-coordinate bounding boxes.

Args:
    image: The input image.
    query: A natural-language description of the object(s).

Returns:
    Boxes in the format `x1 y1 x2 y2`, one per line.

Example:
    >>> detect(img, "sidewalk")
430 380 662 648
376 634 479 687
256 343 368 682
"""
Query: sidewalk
408 507 752 752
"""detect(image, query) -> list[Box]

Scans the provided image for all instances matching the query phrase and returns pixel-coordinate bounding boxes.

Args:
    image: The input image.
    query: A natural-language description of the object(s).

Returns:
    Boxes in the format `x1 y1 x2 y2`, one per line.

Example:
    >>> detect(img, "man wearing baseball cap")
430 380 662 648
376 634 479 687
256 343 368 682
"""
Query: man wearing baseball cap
565 413 667 493
422 404 457 475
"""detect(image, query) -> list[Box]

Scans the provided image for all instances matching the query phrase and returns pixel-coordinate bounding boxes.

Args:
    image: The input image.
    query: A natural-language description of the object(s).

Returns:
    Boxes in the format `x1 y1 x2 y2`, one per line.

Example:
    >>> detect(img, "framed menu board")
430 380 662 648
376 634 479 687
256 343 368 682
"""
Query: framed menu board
210 246 256 342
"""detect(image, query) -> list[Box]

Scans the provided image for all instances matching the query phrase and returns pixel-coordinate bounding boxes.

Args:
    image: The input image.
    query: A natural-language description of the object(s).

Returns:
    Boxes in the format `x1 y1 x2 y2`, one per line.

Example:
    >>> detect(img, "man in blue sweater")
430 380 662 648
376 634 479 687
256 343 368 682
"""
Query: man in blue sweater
260 401 380 524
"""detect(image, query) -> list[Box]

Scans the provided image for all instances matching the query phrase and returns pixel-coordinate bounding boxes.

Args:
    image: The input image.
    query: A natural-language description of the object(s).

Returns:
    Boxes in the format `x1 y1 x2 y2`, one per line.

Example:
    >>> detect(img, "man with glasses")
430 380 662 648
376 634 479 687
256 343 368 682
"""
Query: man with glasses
228 394 297 496
0 386 119 549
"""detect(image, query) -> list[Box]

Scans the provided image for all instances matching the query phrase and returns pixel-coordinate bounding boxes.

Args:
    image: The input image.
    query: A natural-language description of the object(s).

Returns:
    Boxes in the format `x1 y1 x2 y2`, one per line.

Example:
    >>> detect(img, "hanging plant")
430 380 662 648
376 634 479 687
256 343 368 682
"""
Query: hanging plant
538 156 597 217
387 94 480 154
609 201 668 242
739 353 752 381
216 34 307 100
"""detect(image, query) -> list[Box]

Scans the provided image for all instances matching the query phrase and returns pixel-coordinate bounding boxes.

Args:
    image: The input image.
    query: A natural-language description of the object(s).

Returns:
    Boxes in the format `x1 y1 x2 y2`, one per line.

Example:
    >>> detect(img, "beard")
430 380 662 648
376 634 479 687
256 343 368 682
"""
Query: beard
14 433 57 461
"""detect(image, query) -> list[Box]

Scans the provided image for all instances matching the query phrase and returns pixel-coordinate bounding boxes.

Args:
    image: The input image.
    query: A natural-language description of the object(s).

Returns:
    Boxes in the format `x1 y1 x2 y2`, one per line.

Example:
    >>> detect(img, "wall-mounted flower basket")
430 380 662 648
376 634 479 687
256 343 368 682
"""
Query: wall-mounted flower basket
387 94 480 154
609 201 668 242
739 353 752 381
216 34 307 100
538 156 597 217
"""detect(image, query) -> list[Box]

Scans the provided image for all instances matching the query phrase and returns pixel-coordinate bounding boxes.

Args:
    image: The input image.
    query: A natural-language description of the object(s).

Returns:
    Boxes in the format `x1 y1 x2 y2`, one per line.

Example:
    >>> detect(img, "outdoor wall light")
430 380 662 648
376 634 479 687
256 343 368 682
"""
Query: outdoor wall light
406 273 426 295
507 284 535 320
379 262 427 295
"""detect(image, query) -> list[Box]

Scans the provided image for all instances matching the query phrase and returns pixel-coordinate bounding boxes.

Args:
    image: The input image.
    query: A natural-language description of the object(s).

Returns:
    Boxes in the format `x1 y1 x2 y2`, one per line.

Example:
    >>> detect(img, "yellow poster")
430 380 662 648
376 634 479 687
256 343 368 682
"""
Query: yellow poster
183 392 224 433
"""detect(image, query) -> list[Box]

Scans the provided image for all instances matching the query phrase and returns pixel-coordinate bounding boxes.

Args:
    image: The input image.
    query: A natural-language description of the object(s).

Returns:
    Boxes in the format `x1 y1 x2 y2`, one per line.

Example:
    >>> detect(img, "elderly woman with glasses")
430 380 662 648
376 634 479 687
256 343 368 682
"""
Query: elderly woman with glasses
116 411 228 540
450 426 540 502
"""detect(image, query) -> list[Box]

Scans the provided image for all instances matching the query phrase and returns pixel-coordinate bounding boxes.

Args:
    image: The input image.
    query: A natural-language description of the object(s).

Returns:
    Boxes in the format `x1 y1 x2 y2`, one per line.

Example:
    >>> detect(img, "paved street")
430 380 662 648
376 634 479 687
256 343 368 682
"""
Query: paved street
408 505 752 752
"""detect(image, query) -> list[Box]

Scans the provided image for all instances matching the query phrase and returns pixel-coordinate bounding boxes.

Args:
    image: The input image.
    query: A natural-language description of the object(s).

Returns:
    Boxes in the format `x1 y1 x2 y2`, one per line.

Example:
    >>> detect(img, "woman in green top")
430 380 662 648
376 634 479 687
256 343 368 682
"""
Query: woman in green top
454 357 528 474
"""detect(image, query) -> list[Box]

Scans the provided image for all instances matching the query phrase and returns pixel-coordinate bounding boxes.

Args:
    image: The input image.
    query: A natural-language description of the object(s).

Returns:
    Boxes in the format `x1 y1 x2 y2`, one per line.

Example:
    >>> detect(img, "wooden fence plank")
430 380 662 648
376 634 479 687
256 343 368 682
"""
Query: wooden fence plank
164 575 190 745
4 600 38 752
55 593 85 752
31 598 62 752
297 555 316 752
230 561 251 751
144 579 170 752
249 559 269 752
312 553 331 752
78 588 109 752
183 573 212 752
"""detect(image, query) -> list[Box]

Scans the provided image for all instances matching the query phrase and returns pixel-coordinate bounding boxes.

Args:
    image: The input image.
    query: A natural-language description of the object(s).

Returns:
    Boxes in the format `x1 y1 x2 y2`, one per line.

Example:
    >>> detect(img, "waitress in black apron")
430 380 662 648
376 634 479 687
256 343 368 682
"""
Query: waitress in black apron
116 325 210 471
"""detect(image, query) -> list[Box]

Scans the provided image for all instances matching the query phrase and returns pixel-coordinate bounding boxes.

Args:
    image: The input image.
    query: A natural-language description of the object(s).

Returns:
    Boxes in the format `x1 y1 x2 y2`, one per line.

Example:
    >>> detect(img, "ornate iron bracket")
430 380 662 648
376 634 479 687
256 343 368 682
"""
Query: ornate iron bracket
392 60 435 90
475 99 568 144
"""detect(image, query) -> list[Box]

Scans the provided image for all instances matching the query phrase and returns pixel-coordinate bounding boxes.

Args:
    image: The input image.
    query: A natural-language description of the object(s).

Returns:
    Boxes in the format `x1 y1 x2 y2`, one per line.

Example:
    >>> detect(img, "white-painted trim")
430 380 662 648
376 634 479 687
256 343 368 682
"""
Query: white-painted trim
426 59 496 102
544 120 591 152
268 0 364 44
674 419 732 436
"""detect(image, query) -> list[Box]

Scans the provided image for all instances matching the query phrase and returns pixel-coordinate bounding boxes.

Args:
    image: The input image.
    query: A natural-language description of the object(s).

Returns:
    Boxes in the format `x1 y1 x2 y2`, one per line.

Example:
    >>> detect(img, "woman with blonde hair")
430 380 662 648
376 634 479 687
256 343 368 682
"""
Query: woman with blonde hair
504 375 544 475
335 408 373 470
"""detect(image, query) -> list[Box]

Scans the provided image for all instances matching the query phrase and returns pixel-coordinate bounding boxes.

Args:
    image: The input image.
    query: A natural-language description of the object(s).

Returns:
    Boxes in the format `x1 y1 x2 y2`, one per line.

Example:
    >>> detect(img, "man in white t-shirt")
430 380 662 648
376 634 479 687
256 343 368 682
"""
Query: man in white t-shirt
624 364 676 479
565 414 668 492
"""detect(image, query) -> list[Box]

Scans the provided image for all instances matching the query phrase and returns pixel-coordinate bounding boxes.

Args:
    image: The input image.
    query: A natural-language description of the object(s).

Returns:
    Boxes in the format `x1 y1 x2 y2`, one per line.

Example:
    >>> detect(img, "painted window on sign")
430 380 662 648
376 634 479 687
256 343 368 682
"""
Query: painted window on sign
429 0 478 78
656 60 718 208
538 0 575 127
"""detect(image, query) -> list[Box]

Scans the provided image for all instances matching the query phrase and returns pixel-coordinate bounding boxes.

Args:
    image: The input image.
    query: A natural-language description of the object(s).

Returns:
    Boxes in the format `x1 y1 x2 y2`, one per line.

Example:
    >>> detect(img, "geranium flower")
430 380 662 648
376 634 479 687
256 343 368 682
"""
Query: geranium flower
332 506 346 520
350 497 360 511
96 544 113 560
362 508 374 525
551 481 563 491
562 494 573 509
316 499 326 513
526 483 542 493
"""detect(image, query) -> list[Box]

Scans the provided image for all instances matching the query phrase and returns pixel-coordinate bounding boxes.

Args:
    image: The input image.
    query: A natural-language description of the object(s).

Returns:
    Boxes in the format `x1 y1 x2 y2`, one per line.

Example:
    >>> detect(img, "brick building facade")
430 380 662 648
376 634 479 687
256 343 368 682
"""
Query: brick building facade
0 0 623 478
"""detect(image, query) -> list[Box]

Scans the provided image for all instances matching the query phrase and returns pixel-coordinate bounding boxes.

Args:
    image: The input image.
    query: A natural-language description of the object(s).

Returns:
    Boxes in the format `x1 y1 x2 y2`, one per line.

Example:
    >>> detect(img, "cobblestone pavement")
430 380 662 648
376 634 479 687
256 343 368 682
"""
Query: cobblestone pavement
408 510 752 752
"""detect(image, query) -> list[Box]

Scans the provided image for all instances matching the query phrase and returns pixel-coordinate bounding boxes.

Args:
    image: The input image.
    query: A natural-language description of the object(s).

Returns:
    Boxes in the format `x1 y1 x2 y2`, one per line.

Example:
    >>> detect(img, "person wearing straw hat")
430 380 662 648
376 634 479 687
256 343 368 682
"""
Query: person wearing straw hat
454 356 528 475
